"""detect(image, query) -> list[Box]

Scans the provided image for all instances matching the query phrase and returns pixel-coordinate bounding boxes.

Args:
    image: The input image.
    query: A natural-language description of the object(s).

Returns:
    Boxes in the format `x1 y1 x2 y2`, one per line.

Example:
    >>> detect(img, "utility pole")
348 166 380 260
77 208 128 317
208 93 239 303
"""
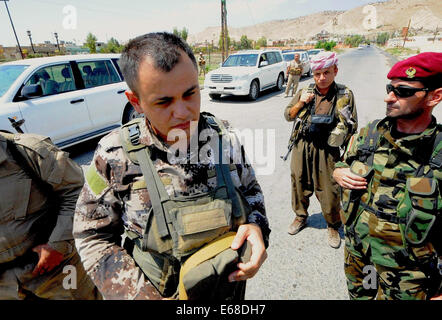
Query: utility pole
221 0 228 62
1 0 24 59
54 32 61 52
27 30 35 53
433 26 439 43
402 19 411 48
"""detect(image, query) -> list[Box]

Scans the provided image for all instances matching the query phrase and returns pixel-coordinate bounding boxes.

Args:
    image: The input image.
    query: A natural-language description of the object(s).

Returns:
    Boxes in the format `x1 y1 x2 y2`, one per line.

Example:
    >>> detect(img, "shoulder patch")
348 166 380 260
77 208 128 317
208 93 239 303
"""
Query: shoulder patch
85 162 110 196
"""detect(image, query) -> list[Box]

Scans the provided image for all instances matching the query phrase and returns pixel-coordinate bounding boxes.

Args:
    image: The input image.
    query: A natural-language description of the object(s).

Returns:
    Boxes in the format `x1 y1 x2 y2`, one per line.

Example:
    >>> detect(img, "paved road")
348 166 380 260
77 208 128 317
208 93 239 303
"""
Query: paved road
68 47 442 300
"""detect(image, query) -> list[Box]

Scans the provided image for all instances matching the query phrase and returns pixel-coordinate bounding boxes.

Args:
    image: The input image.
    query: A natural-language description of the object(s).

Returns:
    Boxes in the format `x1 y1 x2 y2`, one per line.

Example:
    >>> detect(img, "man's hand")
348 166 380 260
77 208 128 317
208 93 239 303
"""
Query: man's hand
32 244 64 276
430 293 442 300
300 91 314 104
228 223 267 282
333 168 367 190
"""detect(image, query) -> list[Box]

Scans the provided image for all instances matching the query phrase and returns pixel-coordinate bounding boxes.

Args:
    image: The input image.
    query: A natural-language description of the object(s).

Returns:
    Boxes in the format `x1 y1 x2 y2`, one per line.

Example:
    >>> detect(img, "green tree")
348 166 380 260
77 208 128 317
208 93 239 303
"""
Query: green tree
239 35 252 49
85 32 97 53
257 36 267 48
172 27 188 41
376 32 390 46
344 35 365 47
315 40 336 51
101 37 124 53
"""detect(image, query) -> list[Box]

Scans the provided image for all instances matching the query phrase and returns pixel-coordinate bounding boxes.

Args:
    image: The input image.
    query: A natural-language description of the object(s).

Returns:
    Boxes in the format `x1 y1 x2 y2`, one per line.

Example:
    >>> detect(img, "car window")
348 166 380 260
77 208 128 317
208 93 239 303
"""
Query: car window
275 52 282 63
24 63 76 96
267 52 277 65
222 54 258 67
0 64 29 98
283 54 294 62
259 53 268 66
77 60 120 88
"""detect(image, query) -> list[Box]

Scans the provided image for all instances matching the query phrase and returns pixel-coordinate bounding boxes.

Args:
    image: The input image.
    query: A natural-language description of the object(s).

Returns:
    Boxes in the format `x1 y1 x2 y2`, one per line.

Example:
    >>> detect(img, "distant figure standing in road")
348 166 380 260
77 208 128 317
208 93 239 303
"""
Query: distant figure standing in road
285 53 303 98
284 51 358 248
333 52 442 300
198 51 206 77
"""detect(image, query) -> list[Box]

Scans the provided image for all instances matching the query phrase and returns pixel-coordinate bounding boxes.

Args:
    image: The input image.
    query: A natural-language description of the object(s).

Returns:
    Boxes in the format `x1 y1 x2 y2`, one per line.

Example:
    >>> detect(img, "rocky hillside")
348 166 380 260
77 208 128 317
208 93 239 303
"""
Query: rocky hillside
188 0 441 44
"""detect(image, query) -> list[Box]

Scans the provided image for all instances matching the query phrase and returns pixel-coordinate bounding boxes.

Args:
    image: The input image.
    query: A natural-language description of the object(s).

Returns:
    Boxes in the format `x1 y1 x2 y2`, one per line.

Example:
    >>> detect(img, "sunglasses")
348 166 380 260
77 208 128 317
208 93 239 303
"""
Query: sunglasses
386 84 429 98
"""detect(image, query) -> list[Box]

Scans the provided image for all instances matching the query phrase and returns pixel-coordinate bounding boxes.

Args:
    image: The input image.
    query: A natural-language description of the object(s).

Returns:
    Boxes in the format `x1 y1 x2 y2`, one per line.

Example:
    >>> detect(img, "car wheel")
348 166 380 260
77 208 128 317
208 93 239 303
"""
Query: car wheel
276 73 284 91
209 93 221 100
248 80 259 101
123 104 142 123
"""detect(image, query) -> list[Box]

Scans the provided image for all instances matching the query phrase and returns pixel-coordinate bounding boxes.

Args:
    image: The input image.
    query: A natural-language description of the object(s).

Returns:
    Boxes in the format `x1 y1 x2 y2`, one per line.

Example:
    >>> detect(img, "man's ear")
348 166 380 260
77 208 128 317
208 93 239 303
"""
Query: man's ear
125 90 143 114
334 65 339 77
427 88 442 108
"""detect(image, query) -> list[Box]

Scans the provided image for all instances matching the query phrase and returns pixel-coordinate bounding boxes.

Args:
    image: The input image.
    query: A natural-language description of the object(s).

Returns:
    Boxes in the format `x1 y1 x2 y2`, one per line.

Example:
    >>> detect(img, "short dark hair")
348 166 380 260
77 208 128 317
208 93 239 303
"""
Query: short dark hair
421 74 442 91
120 32 197 95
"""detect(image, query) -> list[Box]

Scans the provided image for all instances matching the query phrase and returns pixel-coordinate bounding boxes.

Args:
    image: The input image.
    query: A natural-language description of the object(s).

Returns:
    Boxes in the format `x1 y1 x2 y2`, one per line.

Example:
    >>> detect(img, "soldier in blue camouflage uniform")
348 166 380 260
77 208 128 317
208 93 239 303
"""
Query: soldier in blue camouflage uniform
73 32 270 300
333 52 442 300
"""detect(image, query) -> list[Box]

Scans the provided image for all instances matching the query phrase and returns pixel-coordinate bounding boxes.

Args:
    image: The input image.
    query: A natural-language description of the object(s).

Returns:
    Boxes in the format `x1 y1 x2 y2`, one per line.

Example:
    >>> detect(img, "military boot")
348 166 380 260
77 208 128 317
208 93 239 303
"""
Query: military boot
327 227 341 249
288 217 307 235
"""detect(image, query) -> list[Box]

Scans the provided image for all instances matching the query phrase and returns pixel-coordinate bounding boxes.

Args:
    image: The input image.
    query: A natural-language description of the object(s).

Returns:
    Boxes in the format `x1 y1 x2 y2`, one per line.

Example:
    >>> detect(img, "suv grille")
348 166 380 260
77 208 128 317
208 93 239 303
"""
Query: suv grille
210 74 233 83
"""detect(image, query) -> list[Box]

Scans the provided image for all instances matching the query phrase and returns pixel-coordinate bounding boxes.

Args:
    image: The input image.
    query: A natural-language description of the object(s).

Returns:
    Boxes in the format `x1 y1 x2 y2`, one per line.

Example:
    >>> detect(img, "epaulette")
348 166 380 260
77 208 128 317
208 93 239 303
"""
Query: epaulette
12 133 51 158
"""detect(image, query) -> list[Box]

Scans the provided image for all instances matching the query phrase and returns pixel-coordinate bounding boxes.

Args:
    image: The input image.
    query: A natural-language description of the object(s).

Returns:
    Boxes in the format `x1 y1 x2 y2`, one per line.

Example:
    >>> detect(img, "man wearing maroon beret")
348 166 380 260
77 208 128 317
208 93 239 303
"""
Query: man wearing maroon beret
333 52 442 300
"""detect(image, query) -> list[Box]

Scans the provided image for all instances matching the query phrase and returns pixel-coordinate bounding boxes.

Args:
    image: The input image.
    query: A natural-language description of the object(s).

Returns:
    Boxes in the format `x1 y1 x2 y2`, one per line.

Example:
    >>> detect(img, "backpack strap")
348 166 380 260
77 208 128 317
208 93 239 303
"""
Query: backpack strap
202 113 243 218
120 119 170 240
429 128 442 170
357 119 382 166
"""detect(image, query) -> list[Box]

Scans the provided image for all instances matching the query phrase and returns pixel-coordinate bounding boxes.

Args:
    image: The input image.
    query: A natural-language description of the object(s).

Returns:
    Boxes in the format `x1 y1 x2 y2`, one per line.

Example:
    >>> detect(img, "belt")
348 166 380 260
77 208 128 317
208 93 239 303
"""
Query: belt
360 202 406 224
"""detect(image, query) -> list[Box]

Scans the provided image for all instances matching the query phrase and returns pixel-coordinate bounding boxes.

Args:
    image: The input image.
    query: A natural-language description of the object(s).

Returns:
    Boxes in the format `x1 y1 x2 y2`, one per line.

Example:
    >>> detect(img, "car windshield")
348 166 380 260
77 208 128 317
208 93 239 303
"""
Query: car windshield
223 54 258 67
283 54 295 61
0 65 29 97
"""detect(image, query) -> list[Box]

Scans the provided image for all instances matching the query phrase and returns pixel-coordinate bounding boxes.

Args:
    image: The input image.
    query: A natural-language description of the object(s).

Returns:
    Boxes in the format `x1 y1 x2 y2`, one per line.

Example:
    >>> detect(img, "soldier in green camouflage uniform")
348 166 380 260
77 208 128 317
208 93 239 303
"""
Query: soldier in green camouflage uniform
0 133 100 300
333 52 442 300
73 32 270 300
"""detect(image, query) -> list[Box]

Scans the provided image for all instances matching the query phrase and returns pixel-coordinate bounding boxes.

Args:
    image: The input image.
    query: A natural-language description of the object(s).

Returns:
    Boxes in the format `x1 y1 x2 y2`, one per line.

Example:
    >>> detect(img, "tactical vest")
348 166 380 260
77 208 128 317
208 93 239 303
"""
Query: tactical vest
119 113 251 298
340 120 442 248
298 83 354 147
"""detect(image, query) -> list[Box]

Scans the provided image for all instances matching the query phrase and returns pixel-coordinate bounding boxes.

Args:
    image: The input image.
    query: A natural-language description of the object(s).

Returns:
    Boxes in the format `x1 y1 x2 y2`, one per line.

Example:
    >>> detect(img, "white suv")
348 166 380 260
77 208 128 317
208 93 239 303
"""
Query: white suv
204 49 286 101
0 54 140 148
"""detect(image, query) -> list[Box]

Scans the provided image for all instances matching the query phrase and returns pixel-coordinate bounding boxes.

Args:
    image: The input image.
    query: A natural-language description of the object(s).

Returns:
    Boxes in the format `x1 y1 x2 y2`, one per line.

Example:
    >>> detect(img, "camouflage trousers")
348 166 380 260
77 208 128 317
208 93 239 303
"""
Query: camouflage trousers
0 246 101 300
290 138 341 227
285 75 300 97
344 236 439 300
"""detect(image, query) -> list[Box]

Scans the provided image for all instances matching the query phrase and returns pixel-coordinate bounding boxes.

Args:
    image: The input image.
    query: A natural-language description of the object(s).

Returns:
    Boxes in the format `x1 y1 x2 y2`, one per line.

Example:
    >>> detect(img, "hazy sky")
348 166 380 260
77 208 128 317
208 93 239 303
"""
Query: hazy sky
0 0 377 46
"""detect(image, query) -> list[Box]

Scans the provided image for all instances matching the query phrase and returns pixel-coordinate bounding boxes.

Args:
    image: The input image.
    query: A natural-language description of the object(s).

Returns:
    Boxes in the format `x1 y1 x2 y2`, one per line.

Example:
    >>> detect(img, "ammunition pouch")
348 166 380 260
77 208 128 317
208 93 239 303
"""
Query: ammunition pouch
328 122 348 148
289 68 301 76
340 161 374 226
309 114 335 138
398 177 441 246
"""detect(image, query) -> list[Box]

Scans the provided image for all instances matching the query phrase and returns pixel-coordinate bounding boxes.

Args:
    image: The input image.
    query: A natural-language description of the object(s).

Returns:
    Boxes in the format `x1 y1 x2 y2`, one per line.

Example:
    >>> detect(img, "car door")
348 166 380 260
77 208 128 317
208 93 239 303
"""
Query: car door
258 53 272 88
76 59 127 131
266 52 280 85
19 63 93 146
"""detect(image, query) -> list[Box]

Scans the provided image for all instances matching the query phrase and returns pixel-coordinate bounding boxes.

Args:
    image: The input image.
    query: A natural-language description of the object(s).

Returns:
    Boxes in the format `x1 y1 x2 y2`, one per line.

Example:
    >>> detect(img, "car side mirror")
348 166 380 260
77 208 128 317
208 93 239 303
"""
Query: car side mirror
21 84 43 98
259 61 269 67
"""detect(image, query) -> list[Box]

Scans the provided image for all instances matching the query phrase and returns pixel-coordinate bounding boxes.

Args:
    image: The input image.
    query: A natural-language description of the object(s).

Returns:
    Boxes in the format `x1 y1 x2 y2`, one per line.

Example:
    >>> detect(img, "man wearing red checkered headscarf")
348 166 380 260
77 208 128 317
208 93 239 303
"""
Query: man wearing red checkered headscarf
283 51 358 249
333 52 442 300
